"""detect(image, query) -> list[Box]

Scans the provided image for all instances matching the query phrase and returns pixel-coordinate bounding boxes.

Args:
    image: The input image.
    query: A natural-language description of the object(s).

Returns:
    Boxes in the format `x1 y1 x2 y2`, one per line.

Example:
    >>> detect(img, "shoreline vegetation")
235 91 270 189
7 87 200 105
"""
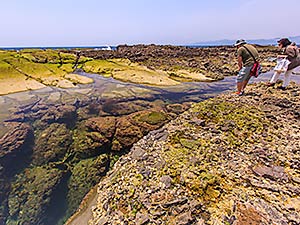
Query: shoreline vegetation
0 44 278 96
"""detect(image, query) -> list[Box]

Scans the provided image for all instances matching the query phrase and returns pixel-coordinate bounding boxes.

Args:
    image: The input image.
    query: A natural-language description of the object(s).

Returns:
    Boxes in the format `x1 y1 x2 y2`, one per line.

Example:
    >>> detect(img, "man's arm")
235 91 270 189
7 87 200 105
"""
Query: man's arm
238 55 243 70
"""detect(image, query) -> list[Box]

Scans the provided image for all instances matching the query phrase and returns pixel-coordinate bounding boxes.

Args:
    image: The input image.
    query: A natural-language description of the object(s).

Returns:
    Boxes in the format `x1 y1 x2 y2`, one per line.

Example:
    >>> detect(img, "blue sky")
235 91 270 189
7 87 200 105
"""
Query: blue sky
1 0 300 47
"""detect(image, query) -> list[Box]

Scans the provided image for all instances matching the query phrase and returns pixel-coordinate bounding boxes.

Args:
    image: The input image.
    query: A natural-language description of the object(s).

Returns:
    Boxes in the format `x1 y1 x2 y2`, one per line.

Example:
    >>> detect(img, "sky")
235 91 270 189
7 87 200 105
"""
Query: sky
1 0 300 47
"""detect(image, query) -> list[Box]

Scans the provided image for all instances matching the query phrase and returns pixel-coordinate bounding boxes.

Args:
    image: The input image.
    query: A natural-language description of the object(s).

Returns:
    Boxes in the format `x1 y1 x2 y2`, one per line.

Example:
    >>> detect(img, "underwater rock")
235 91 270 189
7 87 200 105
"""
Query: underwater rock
7 166 66 225
32 123 72 166
66 154 109 218
0 122 33 173
111 109 170 151
85 116 117 140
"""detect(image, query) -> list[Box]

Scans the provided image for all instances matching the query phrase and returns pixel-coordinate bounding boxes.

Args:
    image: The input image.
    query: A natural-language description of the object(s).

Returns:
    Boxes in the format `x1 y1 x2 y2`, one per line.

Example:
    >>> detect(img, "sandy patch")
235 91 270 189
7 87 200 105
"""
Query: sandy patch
0 77 46 95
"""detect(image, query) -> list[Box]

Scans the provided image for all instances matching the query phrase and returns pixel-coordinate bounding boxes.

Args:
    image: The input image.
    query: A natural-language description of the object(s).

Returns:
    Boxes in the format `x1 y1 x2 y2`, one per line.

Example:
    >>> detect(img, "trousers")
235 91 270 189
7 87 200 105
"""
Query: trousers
270 69 293 87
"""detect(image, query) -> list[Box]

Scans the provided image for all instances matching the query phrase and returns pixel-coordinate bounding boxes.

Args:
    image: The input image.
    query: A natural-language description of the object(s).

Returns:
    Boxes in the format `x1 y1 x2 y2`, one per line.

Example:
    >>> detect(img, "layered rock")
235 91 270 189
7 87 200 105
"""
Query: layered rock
90 83 300 224
0 49 93 95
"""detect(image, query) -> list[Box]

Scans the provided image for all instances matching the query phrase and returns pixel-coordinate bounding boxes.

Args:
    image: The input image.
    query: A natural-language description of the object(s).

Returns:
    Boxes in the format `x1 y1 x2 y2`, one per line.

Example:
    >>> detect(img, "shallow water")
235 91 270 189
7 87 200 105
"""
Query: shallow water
1 71 299 122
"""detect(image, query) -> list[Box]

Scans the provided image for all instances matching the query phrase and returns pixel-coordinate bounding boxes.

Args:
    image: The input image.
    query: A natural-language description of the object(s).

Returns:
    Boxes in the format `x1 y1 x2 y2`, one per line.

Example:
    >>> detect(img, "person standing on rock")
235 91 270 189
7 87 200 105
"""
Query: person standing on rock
235 39 259 95
267 38 300 90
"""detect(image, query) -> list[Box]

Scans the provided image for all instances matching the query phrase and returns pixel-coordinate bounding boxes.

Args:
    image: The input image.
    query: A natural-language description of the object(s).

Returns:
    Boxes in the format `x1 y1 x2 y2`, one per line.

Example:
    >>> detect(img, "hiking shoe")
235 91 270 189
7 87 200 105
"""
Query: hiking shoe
235 91 243 96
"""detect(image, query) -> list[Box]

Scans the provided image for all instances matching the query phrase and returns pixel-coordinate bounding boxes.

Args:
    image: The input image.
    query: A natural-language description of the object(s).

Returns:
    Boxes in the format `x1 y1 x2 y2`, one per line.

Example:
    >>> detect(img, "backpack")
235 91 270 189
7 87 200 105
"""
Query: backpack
250 61 261 77
243 46 261 78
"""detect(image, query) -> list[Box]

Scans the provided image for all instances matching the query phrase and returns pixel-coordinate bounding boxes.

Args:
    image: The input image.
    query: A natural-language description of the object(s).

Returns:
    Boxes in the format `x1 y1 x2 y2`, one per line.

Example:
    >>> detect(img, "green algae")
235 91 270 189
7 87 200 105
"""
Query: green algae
67 124 109 163
0 59 24 79
66 154 109 218
191 99 268 148
7 166 65 225
160 98 269 204
136 111 168 125
32 123 73 166
82 58 179 86
0 50 94 94
82 59 121 77
59 63 74 73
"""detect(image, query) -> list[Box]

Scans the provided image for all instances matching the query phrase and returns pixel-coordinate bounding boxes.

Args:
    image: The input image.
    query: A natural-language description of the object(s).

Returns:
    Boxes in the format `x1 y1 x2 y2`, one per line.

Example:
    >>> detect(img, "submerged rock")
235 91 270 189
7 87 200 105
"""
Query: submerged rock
0 122 33 174
7 166 67 225
32 123 73 166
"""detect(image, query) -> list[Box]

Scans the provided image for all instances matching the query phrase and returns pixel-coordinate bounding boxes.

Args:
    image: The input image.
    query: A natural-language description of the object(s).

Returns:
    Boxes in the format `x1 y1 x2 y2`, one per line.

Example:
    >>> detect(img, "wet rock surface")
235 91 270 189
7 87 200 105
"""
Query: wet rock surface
0 89 188 224
90 83 300 224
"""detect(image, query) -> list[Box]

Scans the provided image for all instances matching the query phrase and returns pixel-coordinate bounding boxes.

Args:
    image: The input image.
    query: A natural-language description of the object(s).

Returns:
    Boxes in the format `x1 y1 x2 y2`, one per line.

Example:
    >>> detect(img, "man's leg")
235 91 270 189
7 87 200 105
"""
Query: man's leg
241 76 251 92
237 81 243 93
239 67 251 92
236 68 244 94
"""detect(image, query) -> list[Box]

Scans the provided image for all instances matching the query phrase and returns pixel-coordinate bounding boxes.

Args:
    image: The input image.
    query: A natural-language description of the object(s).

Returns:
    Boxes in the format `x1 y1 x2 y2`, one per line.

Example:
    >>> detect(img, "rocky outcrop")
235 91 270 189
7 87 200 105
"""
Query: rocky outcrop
90 82 300 224
77 45 279 80
32 123 73 166
0 122 33 174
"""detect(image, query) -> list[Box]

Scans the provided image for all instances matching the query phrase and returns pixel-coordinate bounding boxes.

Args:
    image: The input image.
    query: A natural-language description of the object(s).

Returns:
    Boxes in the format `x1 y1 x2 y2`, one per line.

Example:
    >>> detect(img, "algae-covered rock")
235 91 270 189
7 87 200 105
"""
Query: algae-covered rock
85 116 117 140
66 154 109 218
135 110 168 126
69 123 109 162
111 109 170 151
7 166 66 225
0 122 34 224
32 123 72 166
82 58 179 86
90 83 300 224
0 50 94 95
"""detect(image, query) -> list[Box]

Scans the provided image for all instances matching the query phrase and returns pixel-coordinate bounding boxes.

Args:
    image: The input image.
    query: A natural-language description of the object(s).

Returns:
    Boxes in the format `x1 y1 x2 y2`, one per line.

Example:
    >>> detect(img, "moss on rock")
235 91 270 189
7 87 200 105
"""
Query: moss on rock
66 154 109 218
7 166 65 225
32 123 72 166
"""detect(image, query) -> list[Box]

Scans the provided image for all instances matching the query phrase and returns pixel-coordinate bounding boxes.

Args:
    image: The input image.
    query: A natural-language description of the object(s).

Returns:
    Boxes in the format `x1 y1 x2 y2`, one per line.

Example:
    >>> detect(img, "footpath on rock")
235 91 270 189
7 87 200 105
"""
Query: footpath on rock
89 82 300 225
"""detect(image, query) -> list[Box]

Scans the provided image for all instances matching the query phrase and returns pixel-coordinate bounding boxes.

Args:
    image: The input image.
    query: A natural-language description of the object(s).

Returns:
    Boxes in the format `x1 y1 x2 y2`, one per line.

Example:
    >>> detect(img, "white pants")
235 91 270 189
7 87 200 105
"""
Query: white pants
270 69 293 87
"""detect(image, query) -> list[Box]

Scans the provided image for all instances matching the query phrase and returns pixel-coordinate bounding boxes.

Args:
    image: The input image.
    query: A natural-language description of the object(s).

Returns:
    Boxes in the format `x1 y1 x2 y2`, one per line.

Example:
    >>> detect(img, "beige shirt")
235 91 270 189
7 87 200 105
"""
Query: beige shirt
284 45 300 70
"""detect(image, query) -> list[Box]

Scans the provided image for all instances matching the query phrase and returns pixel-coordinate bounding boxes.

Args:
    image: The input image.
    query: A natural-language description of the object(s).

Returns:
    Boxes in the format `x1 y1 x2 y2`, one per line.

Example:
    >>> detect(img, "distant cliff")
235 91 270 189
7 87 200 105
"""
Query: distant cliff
192 35 300 46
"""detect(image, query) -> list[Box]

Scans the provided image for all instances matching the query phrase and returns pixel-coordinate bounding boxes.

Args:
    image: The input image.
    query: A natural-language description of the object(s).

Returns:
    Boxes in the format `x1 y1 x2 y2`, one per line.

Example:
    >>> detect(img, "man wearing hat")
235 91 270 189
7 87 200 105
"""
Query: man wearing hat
235 39 259 95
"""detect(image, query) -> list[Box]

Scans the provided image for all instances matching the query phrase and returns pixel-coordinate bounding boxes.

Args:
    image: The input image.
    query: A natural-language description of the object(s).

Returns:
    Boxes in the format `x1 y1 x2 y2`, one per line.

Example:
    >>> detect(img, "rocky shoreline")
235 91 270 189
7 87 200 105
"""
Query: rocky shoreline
89 82 300 224
0 44 295 225
0 45 278 95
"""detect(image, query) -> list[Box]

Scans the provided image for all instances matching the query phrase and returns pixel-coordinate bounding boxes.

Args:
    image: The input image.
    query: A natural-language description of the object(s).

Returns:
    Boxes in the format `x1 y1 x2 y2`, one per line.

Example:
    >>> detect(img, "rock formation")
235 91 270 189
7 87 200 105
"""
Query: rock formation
90 82 300 224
